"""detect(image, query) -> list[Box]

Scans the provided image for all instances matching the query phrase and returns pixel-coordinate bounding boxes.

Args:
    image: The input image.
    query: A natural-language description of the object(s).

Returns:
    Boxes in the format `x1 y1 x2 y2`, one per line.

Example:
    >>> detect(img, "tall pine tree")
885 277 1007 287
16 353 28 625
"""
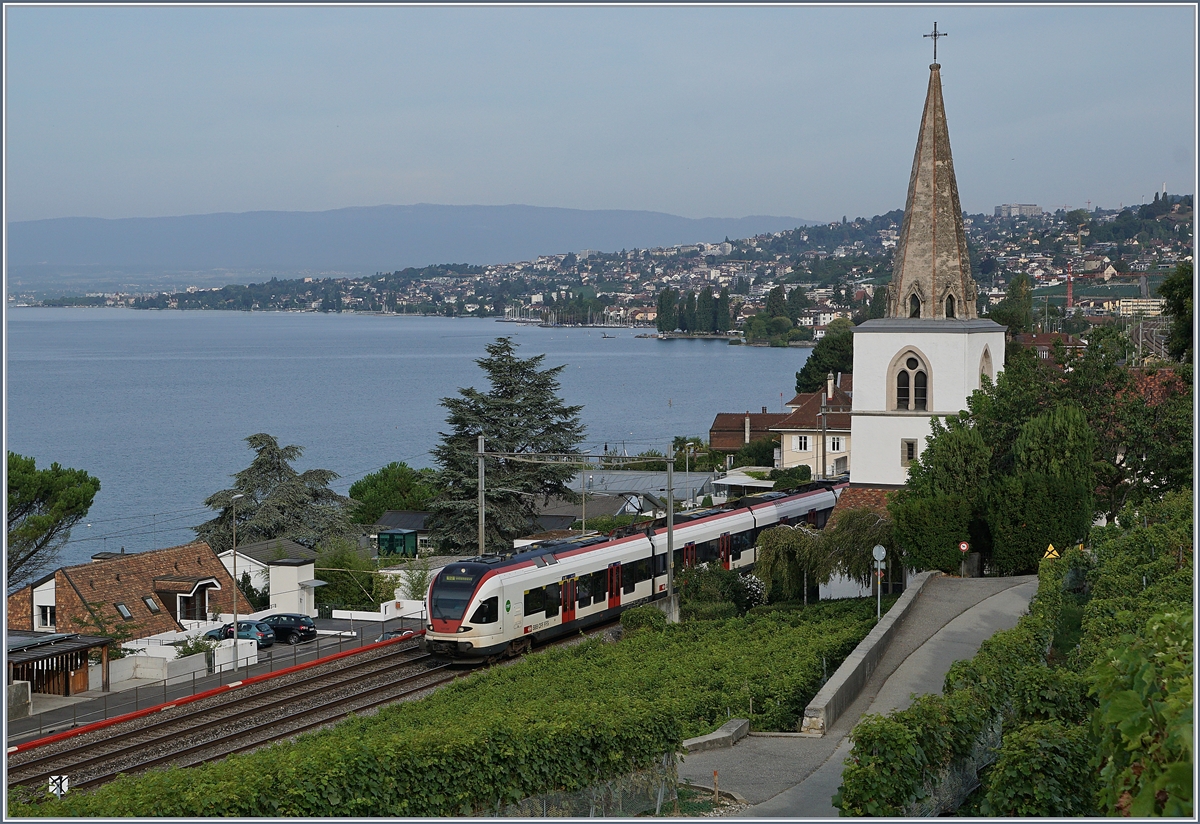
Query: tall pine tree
427 338 585 554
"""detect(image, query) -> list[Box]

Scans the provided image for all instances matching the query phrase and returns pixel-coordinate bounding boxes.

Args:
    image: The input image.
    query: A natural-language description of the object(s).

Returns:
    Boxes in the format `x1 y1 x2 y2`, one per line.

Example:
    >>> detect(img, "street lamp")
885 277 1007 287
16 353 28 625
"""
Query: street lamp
230 494 244 672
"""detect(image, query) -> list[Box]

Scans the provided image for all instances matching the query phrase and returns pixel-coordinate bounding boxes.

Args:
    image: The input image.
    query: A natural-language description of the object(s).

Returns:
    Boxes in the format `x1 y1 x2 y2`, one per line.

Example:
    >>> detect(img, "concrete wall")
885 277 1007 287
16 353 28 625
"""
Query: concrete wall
801 570 936 735
7 681 31 720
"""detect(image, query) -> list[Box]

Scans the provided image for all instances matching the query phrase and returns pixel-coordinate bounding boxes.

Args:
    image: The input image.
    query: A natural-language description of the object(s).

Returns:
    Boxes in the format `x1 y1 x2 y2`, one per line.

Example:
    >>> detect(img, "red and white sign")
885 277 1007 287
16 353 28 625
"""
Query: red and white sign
958 541 970 553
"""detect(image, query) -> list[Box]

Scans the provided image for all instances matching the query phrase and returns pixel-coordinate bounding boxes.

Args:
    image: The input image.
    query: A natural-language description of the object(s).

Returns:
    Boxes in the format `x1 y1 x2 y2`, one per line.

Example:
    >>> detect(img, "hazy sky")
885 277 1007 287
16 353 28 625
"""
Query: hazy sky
4 4 1196 224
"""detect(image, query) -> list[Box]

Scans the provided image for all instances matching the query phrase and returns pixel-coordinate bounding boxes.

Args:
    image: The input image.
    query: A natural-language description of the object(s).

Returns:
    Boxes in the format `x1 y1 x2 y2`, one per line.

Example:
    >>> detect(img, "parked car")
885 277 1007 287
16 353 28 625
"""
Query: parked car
218 620 275 648
203 625 228 641
375 629 416 643
260 613 318 645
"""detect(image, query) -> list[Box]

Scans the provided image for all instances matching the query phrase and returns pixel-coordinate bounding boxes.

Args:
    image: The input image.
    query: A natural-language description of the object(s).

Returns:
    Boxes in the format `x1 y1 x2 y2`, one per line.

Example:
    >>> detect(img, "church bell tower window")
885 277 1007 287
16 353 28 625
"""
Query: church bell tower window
909 294 922 318
945 294 956 318
891 351 931 411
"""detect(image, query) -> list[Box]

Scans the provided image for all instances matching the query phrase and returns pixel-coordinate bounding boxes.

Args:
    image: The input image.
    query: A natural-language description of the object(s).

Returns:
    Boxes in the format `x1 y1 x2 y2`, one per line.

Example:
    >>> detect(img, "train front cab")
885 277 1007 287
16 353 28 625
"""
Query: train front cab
423 562 509 661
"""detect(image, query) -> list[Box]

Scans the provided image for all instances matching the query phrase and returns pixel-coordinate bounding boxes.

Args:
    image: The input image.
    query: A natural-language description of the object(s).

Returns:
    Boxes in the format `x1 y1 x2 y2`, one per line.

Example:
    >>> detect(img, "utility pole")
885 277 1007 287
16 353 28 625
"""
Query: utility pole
477 435 486 556
666 446 676 622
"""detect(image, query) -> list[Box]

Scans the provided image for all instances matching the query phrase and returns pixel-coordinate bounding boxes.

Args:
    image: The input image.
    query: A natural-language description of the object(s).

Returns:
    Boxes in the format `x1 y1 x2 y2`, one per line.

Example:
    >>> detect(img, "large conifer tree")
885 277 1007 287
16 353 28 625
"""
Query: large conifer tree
427 338 585 555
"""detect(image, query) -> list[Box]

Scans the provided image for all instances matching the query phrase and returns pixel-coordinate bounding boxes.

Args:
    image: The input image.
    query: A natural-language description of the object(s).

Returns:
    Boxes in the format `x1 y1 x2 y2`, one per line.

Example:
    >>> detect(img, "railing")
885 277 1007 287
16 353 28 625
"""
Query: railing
7 614 427 745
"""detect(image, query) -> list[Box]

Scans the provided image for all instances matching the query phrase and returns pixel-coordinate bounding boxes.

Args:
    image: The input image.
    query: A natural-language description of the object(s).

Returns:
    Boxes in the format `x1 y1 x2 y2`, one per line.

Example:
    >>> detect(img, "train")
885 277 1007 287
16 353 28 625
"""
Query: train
420 481 844 662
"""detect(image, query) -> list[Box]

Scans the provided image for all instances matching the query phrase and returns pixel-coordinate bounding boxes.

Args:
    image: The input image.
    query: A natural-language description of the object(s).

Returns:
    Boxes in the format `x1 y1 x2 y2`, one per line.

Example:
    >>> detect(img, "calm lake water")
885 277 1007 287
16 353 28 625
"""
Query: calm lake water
6 309 811 568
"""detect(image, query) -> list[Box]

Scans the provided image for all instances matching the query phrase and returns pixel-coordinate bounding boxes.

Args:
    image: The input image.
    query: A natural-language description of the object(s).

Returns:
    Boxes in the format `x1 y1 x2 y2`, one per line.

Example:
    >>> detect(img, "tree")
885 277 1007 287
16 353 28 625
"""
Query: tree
733 436 777 468
681 291 697 332
695 287 716 333
1158 260 1193 363
314 537 383 609
347 462 439 524
765 285 788 319
795 320 855 393
786 285 811 321
427 337 585 554
714 287 732 332
193 433 357 554
987 272 1033 333
656 288 678 333
7 452 100 589
867 283 889 320
755 524 829 604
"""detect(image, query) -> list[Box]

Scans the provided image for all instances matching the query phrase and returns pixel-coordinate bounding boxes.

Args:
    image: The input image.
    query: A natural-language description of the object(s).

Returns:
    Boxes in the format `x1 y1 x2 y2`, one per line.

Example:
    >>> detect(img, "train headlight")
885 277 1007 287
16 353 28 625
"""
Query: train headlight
426 624 434 631
456 625 473 633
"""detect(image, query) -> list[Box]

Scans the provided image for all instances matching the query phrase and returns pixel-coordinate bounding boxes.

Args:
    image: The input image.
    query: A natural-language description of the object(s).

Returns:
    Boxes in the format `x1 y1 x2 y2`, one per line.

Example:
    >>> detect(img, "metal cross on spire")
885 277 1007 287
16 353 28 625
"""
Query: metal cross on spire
924 22 947 62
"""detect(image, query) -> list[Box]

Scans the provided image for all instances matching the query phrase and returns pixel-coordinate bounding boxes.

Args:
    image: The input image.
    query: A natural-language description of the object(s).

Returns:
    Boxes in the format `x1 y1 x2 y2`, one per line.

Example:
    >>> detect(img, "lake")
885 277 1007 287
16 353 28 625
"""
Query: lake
5 309 811 568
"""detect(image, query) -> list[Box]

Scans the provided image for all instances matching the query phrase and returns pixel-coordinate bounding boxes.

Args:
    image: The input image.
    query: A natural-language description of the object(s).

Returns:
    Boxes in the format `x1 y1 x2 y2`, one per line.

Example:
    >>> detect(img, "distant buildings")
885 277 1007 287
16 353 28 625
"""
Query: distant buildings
994 204 1043 218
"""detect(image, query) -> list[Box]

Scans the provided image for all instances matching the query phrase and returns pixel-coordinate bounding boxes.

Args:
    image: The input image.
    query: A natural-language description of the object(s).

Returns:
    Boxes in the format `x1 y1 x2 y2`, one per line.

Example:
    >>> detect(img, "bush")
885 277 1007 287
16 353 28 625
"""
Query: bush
620 605 667 633
769 465 811 490
174 634 218 659
679 601 738 622
980 720 1097 816
890 491 973 573
675 563 764 615
986 473 1093 575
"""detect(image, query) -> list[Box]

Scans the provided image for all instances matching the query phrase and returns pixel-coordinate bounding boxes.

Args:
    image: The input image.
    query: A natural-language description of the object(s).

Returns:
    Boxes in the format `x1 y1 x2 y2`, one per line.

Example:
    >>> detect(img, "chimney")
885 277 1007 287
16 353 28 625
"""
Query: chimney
761 406 767 414
745 412 751 444
827 372 835 400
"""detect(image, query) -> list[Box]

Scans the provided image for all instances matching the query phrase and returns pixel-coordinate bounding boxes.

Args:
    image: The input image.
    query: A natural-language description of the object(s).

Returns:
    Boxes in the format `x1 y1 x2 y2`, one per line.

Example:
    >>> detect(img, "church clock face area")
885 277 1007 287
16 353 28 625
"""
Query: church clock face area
849 30 1007 489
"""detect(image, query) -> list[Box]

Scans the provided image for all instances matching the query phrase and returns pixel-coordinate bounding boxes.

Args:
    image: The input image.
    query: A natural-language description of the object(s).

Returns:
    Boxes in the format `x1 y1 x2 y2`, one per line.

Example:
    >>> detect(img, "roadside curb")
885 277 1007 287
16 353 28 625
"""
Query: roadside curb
799 571 938 735
7 634 418 755
682 718 750 753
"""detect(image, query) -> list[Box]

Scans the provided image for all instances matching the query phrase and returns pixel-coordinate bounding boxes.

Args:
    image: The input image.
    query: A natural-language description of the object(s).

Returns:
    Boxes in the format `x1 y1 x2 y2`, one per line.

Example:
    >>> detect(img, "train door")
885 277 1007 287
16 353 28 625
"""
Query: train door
719 533 731 570
561 577 576 623
684 541 697 567
607 562 622 609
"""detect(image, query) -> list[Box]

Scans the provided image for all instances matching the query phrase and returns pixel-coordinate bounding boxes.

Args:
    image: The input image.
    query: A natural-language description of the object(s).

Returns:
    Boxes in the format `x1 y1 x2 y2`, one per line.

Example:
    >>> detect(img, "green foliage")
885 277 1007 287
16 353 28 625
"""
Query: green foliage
755 524 829 602
656 287 678 332
769 464 811 490
7 451 101 588
174 633 219 659
347 462 438 525
1090 610 1194 817
619 604 667 633
794 325 854 393
69 603 144 661
679 601 739 622
238 570 270 611
889 490 972 573
1158 260 1193 363
732 436 777 469
904 416 992 500
395 556 436 601
986 472 1094 575
675 564 765 616
572 514 651 535
985 272 1033 332
11 604 886 817
193 433 356 554
979 720 1097 815
314 539 382 609
427 338 585 555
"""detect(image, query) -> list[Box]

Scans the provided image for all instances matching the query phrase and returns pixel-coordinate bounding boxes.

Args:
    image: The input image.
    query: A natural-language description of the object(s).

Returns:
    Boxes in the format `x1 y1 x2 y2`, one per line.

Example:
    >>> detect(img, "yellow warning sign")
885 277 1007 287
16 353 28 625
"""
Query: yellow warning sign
1043 544 1059 560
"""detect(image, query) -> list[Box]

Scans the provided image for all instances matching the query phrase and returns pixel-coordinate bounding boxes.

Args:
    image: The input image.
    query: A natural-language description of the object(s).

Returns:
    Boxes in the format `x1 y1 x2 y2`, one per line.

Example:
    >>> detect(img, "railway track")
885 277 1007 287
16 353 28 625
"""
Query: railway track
8 620 623 796
7 642 451 792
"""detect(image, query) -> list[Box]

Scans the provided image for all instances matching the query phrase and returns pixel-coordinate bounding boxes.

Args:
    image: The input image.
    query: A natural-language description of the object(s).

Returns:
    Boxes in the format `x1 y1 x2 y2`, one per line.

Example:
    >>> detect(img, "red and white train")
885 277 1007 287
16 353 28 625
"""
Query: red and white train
420 482 844 662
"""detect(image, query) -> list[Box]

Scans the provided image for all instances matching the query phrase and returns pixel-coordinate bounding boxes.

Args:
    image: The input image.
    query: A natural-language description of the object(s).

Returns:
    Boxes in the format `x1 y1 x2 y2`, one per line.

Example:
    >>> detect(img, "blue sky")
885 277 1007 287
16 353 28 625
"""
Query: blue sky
4 4 1196 224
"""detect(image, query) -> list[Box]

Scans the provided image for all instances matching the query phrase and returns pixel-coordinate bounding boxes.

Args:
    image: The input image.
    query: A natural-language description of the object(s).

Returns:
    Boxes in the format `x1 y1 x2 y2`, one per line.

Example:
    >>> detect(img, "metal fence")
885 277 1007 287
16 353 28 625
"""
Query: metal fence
7 616 425 746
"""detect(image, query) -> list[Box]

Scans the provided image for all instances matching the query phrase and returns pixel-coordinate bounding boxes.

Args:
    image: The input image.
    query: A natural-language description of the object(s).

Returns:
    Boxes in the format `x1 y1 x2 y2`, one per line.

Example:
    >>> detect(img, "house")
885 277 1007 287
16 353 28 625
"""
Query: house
7 541 245 640
1011 332 1086 362
372 510 434 557
709 408 789 453
773 373 853 478
216 537 316 591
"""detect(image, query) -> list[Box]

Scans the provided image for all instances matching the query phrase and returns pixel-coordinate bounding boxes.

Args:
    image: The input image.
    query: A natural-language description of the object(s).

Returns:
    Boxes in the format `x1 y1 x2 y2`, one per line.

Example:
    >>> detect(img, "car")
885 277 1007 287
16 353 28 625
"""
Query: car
219 620 275 648
375 629 416 643
203 625 227 641
260 613 318 645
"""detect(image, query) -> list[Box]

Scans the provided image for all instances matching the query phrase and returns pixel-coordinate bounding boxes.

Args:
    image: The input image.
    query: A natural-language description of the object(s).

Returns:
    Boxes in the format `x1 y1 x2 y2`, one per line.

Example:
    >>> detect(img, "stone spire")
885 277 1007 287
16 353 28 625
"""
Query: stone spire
886 63 977 319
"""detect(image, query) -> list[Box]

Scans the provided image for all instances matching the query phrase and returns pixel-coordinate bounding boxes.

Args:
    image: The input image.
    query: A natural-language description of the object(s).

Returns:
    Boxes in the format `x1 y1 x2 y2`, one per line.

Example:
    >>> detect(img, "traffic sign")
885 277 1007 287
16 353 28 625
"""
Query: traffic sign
958 541 970 553
1043 544 1059 560
872 545 887 562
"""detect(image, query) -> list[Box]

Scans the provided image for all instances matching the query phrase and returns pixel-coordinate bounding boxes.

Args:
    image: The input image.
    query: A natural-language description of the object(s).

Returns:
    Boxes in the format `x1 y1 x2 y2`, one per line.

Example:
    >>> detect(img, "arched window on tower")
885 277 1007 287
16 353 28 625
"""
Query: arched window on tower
909 294 921 318
945 294 956 318
891 351 932 411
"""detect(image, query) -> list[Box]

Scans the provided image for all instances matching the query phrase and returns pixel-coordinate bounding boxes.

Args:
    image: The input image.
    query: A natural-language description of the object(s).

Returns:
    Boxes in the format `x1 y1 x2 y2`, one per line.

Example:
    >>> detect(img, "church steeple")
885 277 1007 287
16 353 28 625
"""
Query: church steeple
886 61 977 319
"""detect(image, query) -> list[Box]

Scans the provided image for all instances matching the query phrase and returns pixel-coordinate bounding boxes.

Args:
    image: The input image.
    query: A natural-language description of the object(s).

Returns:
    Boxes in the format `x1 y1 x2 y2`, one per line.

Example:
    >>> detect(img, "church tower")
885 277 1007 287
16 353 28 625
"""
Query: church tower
849 50 1006 488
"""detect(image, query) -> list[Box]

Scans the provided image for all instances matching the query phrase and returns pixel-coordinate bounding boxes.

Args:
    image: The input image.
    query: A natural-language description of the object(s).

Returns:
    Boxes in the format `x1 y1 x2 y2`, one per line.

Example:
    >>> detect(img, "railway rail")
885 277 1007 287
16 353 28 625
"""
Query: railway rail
8 620 622 796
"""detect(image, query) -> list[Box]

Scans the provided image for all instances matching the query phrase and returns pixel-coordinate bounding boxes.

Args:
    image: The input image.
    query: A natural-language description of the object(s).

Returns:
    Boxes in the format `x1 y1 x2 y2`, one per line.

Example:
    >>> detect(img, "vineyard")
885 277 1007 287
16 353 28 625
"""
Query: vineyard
11 597 891 817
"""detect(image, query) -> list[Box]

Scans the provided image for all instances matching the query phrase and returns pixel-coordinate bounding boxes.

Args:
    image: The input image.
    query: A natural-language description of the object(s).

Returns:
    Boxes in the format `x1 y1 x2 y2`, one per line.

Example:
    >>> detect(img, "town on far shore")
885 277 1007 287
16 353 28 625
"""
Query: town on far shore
15 193 1193 349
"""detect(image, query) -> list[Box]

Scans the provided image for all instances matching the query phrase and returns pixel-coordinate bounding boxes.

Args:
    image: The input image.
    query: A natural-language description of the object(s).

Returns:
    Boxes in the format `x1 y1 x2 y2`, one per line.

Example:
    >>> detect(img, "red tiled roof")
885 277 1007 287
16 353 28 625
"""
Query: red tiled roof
773 386 852 432
829 487 892 526
709 412 788 451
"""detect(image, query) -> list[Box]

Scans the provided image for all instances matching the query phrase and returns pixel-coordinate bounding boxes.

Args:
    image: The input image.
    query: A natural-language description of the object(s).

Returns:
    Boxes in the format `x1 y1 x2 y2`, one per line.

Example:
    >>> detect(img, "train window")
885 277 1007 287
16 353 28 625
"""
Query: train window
525 587 546 615
653 553 667 576
622 559 647 594
577 575 592 608
469 596 499 624
698 540 720 564
591 570 607 600
545 583 560 618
